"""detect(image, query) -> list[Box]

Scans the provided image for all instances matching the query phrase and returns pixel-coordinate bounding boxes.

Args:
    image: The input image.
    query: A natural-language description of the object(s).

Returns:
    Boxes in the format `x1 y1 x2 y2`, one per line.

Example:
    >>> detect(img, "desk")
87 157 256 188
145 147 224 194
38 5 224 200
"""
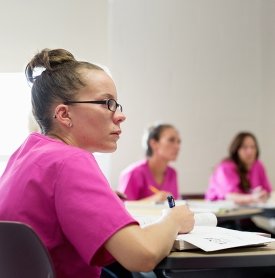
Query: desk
156 242 275 278
125 201 262 224
250 207 275 235
126 201 273 277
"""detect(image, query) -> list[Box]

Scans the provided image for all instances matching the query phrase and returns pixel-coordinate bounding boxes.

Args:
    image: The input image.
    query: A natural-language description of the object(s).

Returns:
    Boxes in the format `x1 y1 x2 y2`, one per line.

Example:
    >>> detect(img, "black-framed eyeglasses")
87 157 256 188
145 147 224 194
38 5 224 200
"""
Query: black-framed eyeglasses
64 99 123 112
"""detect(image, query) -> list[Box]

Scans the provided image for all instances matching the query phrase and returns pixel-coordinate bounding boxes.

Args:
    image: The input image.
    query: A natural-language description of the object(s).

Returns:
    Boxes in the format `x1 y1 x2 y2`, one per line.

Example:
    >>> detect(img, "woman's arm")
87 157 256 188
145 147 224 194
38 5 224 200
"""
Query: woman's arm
226 189 270 205
206 161 240 201
104 205 194 272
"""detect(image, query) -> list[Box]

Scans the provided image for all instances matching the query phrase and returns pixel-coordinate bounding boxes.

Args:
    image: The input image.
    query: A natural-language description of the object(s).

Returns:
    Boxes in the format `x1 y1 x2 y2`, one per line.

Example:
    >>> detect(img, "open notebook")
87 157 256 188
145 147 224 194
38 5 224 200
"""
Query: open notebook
135 212 275 252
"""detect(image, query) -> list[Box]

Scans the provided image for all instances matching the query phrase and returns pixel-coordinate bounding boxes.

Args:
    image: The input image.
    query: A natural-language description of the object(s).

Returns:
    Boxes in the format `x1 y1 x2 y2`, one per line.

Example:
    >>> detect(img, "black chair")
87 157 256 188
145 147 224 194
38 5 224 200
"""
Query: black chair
0 221 55 278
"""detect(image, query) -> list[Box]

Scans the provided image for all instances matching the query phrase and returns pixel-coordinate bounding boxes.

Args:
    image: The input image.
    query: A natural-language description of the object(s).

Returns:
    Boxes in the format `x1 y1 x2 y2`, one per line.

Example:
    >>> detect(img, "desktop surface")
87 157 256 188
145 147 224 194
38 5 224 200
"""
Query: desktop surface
157 241 275 270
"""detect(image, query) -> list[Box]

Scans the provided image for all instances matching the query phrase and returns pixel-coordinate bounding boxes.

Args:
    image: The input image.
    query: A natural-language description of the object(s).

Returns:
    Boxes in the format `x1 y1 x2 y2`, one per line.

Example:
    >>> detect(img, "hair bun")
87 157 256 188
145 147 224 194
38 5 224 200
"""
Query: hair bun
25 48 76 84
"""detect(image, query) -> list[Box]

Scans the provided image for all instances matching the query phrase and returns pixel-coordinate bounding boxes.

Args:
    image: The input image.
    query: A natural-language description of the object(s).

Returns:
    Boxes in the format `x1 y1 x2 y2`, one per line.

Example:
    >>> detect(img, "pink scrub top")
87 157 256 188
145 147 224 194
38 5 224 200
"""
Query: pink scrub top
118 160 179 200
205 159 272 201
0 133 137 278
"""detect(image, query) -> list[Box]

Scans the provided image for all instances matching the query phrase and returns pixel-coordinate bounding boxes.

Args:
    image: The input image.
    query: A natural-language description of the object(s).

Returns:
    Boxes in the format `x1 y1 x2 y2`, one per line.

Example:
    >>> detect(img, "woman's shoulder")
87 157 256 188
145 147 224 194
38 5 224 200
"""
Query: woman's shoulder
29 132 94 163
166 164 177 174
215 159 236 171
121 159 147 174
252 159 265 170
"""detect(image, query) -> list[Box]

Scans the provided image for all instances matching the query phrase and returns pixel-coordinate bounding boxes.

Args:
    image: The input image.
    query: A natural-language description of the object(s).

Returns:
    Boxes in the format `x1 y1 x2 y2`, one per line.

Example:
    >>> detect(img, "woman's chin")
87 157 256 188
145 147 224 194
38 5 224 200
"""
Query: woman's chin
104 143 117 153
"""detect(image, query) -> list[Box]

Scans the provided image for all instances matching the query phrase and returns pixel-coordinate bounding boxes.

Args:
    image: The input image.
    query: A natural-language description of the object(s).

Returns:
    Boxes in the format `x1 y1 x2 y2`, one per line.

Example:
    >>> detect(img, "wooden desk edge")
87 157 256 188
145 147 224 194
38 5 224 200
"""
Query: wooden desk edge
156 242 275 270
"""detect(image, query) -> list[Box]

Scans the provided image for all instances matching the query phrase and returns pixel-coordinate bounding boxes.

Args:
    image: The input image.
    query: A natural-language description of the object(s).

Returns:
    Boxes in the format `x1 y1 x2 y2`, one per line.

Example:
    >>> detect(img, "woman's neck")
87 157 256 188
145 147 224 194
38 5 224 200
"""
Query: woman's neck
245 162 253 171
47 132 68 144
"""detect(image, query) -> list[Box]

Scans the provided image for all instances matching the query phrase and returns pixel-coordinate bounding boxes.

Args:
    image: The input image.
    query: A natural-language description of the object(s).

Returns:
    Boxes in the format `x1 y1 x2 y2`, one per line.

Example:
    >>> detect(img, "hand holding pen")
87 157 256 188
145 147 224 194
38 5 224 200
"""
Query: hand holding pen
167 195 175 208
165 195 194 233
149 185 172 202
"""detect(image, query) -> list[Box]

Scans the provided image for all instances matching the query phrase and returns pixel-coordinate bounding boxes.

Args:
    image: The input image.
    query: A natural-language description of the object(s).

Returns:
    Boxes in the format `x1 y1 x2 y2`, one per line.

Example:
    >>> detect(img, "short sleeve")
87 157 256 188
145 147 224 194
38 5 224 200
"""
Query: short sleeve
205 161 240 200
54 152 137 265
253 160 272 192
119 168 145 200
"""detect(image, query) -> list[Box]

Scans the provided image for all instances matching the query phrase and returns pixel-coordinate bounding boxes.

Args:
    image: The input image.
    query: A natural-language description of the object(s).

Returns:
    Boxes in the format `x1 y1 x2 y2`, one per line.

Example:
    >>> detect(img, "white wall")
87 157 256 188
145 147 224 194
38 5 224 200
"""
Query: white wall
109 0 275 194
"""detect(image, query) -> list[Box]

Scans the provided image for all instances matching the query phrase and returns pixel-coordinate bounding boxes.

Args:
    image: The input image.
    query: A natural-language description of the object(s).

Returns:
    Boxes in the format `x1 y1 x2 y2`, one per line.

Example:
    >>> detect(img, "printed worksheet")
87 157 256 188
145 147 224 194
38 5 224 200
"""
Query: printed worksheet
175 226 275 251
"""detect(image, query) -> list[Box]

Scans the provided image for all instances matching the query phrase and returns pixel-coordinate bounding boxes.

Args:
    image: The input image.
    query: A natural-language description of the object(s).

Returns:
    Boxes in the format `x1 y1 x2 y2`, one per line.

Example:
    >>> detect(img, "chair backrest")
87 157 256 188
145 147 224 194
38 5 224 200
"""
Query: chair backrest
0 221 55 278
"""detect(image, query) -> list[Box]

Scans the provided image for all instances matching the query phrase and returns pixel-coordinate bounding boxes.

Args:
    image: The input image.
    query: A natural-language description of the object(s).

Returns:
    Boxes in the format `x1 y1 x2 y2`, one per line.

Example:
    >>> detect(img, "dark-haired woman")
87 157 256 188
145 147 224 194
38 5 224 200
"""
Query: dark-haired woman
118 124 181 202
205 132 272 205
0 48 194 278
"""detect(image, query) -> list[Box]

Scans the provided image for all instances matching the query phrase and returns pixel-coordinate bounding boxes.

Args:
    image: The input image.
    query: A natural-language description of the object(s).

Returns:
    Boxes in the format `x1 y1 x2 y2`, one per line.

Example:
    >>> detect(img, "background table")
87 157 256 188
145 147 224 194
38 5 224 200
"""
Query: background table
125 201 263 224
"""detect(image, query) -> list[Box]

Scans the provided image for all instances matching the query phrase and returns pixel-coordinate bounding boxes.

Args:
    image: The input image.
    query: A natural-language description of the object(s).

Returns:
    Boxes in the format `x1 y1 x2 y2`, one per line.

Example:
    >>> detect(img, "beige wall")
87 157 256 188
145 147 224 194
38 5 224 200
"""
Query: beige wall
109 0 275 194
261 0 275 192
0 0 109 72
0 0 111 177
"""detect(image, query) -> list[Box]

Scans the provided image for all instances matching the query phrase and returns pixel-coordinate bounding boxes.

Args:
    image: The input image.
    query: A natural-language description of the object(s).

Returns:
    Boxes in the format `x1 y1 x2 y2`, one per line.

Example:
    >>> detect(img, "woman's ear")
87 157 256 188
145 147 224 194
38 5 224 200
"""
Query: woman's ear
53 104 72 127
149 138 158 152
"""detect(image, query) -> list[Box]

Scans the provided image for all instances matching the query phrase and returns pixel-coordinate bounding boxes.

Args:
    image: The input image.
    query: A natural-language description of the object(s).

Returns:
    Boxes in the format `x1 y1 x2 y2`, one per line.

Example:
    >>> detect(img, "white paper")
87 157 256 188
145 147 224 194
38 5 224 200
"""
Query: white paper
194 212 217 226
136 212 217 228
186 200 238 213
175 226 275 252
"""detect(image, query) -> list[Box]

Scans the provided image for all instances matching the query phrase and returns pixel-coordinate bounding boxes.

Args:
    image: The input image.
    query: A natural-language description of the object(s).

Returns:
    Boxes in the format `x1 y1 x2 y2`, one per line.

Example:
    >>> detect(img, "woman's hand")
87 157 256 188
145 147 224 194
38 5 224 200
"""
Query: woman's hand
152 191 172 202
226 188 270 205
162 205 195 234
251 187 270 203
141 190 172 202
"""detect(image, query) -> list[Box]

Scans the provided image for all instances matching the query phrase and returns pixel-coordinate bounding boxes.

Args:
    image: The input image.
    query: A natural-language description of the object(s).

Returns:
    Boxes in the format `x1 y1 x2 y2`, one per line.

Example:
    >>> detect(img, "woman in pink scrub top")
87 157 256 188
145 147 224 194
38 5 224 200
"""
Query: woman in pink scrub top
205 132 272 205
0 48 194 278
118 124 181 202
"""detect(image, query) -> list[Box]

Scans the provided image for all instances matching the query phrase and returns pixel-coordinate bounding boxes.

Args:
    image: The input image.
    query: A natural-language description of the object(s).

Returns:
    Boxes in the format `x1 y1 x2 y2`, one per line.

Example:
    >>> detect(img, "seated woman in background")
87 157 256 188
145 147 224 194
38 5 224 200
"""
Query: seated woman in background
118 123 181 202
205 132 272 205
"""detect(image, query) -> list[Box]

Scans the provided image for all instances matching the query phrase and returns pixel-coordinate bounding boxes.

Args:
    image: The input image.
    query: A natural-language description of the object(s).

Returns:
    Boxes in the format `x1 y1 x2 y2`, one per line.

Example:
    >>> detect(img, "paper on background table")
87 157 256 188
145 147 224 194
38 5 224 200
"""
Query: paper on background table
184 200 238 213
135 212 217 228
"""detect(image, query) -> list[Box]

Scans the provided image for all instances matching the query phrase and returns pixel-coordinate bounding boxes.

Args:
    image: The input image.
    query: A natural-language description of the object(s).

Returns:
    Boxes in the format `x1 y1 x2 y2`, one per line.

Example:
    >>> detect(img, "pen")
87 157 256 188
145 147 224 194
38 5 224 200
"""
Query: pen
149 185 160 194
167 195 175 208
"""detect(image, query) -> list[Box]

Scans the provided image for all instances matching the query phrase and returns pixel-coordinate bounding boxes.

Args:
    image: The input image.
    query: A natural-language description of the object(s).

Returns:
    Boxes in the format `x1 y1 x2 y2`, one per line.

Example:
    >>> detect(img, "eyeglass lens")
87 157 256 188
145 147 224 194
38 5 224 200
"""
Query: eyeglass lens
108 99 122 112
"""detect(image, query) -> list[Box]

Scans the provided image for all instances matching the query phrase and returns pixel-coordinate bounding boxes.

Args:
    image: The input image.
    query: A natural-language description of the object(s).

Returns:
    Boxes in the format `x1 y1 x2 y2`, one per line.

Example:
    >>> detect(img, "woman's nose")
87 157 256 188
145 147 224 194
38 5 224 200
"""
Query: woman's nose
114 110 126 123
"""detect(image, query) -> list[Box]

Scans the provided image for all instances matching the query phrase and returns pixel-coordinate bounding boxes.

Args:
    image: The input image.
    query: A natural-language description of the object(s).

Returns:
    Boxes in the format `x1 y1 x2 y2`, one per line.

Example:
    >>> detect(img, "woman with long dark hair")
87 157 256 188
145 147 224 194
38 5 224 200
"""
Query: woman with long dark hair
205 132 272 205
